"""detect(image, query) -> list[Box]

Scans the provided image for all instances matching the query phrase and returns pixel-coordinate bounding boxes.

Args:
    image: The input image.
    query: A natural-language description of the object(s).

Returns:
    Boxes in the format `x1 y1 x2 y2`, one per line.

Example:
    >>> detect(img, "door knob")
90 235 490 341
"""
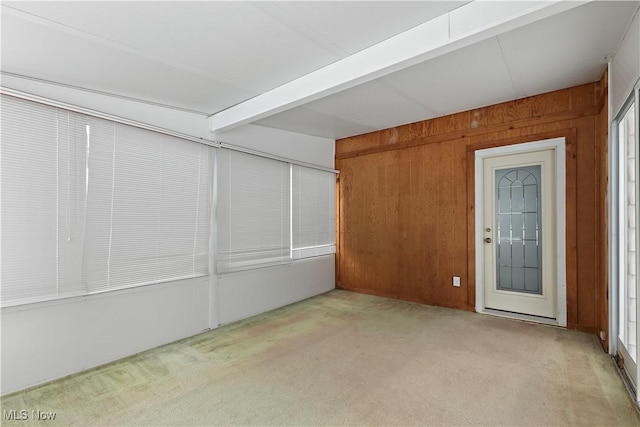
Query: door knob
484 237 492 243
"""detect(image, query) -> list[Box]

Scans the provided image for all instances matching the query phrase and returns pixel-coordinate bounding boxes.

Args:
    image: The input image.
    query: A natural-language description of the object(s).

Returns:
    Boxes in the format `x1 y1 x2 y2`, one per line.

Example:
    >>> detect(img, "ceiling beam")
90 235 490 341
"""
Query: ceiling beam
209 0 588 134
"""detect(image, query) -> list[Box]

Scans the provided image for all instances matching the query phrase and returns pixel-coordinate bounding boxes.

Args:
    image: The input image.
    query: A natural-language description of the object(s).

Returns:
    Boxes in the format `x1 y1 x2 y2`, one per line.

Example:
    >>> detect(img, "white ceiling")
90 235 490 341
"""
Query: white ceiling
1 1 638 140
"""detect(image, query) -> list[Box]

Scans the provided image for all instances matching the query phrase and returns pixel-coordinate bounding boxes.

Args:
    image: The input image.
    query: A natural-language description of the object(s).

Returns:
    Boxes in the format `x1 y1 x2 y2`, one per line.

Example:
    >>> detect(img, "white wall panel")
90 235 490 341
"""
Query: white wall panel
612 9 640 117
1 277 210 394
218 256 335 325
215 123 335 169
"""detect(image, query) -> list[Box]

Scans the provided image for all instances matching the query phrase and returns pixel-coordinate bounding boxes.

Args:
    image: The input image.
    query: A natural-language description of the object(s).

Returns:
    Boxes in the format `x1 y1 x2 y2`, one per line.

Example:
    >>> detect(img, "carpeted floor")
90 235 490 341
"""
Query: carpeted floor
2 289 639 426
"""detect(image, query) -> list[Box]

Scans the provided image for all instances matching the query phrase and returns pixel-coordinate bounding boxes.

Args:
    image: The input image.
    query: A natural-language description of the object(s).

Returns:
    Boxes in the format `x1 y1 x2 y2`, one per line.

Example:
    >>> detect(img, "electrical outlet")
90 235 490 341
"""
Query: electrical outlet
453 276 461 287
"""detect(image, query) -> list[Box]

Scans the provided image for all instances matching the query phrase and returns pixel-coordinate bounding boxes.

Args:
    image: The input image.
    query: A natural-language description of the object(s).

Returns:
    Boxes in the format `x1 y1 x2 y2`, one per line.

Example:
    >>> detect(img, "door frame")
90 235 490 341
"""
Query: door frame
474 137 567 326
609 82 640 398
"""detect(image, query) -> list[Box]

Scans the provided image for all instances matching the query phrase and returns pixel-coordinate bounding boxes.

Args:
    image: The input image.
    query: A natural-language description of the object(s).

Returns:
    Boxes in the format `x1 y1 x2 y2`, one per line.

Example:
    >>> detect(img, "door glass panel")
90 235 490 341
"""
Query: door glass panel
620 101 637 363
495 166 542 294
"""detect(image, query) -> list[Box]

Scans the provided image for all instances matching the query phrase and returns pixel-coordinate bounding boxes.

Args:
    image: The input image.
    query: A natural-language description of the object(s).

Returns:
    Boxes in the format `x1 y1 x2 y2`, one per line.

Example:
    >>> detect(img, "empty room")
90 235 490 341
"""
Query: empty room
2 1 640 425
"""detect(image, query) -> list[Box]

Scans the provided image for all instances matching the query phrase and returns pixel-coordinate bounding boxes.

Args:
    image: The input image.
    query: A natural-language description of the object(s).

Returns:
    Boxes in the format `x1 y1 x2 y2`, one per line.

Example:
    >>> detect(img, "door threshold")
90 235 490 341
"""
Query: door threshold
482 308 560 327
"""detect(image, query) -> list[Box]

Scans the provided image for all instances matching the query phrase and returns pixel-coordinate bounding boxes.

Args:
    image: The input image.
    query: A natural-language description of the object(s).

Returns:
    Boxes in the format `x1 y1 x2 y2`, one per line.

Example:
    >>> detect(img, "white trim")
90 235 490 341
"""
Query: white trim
209 148 219 329
289 164 294 260
609 84 640 403
636 84 640 404
0 274 209 313
482 308 559 327
474 137 567 327
609 62 619 356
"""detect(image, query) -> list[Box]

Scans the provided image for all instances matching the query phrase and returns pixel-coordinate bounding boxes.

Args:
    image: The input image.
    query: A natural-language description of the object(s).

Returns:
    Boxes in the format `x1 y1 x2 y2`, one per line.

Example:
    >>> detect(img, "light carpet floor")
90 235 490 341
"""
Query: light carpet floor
2 290 639 426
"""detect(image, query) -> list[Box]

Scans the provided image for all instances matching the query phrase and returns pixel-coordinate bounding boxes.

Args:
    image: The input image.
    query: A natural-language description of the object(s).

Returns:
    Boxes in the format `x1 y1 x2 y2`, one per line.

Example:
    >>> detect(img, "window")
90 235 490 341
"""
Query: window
1 95 211 306
82 117 211 293
292 165 336 259
216 150 337 272
618 99 638 365
613 87 639 393
2 96 88 305
217 149 291 272
2 92 336 305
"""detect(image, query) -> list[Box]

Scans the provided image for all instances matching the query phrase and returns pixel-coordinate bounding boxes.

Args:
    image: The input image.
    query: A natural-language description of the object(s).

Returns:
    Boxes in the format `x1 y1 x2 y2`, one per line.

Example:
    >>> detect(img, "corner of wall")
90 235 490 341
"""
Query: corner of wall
0 74 211 140
213 123 335 169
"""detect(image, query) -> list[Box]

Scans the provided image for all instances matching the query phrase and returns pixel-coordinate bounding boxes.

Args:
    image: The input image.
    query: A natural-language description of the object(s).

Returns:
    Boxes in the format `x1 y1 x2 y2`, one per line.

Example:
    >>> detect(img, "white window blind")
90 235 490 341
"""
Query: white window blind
82 117 211 293
1 94 211 306
292 165 336 259
217 149 290 272
1 95 88 305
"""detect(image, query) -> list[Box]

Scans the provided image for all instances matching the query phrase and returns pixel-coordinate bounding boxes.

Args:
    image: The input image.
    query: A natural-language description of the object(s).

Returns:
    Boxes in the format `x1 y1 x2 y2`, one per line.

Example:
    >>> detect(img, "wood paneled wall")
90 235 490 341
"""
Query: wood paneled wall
336 78 609 342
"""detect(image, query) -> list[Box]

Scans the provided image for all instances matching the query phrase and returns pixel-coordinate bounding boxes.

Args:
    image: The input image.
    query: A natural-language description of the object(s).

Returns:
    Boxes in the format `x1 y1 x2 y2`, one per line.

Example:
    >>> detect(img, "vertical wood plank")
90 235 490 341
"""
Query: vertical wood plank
467 150 477 309
453 138 468 308
422 144 441 303
575 116 597 329
435 141 454 306
398 146 428 301
565 131 579 327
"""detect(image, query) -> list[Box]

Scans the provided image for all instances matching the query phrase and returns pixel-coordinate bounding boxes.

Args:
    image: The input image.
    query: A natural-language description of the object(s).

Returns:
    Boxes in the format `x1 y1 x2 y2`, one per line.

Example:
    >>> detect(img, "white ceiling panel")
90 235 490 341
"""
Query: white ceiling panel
498 1 639 98
256 106 378 140
3 1 343 94
381 37 517 117
1 10 253 113
449 1 544 39
266 1 469 54
302 80 437 131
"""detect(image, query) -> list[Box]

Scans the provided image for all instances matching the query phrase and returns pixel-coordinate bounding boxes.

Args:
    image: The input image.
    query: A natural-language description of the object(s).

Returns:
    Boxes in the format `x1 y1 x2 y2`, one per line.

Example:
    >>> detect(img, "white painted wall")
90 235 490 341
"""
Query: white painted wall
214 123 335 169
218 256 335 325
1 277 210 394
0 80 336 394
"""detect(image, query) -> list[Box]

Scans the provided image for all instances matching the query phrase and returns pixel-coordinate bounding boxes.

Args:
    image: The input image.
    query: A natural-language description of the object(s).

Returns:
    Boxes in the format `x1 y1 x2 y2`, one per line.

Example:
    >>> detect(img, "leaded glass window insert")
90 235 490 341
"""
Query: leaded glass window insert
495 165 542 294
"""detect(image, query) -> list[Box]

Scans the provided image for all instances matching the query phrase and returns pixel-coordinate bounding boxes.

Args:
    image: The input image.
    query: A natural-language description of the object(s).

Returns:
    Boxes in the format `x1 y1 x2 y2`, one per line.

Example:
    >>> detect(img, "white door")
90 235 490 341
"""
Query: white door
482 149 557 319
